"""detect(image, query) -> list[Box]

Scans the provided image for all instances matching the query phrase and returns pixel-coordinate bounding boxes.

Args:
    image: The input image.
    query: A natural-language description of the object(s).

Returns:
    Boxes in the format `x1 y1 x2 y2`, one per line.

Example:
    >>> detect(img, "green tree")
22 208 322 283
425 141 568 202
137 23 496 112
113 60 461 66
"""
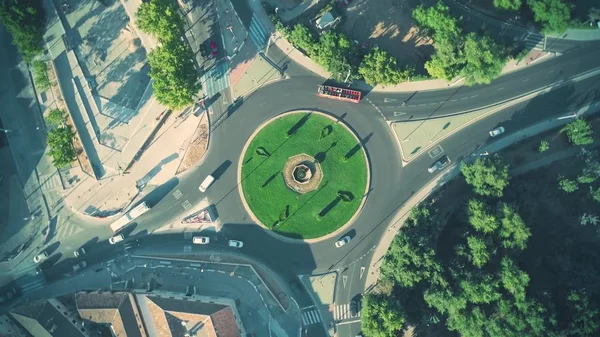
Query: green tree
467 198 499 234
460 155 510 197
413 2 461 38
577 172 597 184
558 176 579 193
0 0 45 63
527 0 572 33
590 186 600 203
148 43 199 109
361 293 406 337
31 60 51 91
359 47 409 86
494 0 522 11
380 206 444 287
566 290 600 336
288 24 317 55
562 118 594 145
425 39 464 80
539 140 550 153
47 125 77 168
459 273 502 304
466 236 491 267
500 257 530 302
498 202 531 250
45 109 66 127
462 33 506 85
136 0 184 43
313 31 357 81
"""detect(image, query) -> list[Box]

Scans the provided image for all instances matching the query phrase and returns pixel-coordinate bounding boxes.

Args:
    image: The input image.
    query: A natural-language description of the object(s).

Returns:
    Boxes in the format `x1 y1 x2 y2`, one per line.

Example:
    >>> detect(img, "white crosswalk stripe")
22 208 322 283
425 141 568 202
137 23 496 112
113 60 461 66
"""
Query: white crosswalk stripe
248 15 269 49
334 303 362 320
525 33 544 51
201 59 230 97
19 278 46 293
11 262 39 278
54 223 84 240
39 174 62 191
301 308 322 325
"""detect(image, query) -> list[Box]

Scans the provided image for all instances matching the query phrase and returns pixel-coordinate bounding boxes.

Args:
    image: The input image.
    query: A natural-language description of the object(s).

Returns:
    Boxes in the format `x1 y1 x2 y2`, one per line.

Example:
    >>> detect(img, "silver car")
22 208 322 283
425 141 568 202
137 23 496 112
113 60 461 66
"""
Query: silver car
489 126 505 137
335 236 351 248
428 155 451 173
33 251 49 263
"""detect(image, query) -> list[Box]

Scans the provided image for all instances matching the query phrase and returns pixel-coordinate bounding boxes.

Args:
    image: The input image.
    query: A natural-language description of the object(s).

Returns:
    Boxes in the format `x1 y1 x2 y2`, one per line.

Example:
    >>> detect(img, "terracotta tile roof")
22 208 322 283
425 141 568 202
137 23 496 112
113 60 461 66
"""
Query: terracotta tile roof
10 300 87 337
210 308 240 337
75 293 146 337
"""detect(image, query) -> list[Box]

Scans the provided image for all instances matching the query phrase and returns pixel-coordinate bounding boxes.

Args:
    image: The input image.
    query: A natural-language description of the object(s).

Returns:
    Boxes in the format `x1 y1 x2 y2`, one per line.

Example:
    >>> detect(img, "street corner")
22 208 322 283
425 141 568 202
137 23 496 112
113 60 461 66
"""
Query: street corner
232 52 286 98
303 273 336 306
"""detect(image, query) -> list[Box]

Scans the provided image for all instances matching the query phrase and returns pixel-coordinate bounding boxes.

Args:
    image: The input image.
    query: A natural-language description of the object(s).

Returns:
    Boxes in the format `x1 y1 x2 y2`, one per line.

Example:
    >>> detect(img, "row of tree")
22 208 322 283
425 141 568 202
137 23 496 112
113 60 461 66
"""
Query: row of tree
0 0 46 63
493 0 573 33
361 154 600 337
413 2 507 85
275 20 412 86
136 0 199 109
45 109 77 168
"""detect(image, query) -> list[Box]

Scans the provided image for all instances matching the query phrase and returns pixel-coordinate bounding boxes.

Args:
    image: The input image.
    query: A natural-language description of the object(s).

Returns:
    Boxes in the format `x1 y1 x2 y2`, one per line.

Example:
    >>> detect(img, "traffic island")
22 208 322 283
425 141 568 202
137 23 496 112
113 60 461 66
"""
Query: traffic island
239 111 370 240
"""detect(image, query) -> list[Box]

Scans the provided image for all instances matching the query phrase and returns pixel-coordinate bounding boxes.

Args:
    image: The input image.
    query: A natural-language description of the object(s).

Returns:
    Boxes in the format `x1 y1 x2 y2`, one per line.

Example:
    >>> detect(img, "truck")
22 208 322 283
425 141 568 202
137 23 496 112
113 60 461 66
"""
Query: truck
316 85 361 103
110 202 151 233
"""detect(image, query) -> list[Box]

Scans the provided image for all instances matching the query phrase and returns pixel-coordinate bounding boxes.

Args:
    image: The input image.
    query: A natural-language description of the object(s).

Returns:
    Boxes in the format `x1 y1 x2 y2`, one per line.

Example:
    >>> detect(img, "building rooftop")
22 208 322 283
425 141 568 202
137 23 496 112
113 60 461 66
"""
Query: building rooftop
75 292 146 337
10 299 89 337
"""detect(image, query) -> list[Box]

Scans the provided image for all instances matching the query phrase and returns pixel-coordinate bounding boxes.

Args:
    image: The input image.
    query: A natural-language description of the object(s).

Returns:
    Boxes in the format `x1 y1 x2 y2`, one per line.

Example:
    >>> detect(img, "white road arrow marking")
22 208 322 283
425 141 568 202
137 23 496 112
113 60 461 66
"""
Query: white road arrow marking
384 98 397 103
360 267 365 279
342 275 348 288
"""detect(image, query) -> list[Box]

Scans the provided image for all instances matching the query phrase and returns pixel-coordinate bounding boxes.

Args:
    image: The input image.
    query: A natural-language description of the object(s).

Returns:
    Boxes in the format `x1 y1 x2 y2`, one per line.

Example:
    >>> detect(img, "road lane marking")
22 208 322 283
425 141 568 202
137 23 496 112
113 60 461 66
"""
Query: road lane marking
393 112 406 116
428 145 444 159
522 78 530 82
384 98 397 103
450 99 458 102
360 267 365 279
497 87 504 91
172 189 183 199
183 245 192 252
342 275 348 288
182 200 192 210
471 95 478 98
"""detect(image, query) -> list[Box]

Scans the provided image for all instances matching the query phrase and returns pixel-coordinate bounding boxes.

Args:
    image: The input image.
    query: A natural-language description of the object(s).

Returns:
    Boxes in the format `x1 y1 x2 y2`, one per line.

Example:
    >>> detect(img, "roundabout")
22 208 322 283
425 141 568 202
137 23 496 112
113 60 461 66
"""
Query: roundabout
239 111 370 239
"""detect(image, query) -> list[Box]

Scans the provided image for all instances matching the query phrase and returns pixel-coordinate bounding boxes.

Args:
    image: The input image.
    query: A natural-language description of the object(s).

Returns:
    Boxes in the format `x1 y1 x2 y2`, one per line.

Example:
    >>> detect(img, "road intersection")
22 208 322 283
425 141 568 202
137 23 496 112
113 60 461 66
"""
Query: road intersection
2 1 600 336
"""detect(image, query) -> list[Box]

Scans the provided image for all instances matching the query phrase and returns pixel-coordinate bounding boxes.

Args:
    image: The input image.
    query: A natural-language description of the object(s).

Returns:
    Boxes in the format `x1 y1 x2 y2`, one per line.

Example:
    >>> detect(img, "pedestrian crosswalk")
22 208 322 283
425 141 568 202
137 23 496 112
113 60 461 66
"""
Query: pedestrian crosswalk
39 173 63 191
248 14 270 50
53 222 84 240
525 33 544 50
334 302 362 321
201 59 230 98
301 308 322 326
13 265 46 294
16 275 46 294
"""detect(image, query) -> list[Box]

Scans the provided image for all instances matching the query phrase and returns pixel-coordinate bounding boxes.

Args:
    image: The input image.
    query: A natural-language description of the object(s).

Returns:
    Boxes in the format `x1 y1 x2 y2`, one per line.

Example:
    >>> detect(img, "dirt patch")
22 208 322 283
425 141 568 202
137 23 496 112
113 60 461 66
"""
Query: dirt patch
339 0 435 72
177 113 210 174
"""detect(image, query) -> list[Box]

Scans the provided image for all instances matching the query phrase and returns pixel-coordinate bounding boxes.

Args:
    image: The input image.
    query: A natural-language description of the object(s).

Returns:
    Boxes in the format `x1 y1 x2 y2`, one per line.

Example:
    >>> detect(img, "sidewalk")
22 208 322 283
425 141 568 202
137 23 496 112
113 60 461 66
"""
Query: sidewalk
36 0 210 220
364 101 600 291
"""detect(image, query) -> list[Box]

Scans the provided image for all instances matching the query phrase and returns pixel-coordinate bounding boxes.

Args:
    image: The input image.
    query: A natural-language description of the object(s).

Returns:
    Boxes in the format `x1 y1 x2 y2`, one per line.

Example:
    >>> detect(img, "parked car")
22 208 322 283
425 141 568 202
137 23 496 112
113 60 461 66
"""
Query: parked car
193 236 210 244
228 240 244 248
74 247 86 257
124 240 139 250
33 251 49 263
109 233 125 244
72 261 87 272
489 126 505 137
428 155 451 173
335 236 351 248
199 43 209 57
210 41 219 57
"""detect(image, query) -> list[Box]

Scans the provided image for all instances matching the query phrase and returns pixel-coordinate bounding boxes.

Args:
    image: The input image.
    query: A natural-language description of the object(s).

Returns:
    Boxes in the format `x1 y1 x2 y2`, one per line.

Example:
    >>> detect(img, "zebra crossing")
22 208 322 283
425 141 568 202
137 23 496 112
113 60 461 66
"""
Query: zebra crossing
201 59 230 97
301 307 322 326
53 222 84 240
13 263 46 294
39 173 63 192
248 14 270 50
334 302 362 321
525 33 545 50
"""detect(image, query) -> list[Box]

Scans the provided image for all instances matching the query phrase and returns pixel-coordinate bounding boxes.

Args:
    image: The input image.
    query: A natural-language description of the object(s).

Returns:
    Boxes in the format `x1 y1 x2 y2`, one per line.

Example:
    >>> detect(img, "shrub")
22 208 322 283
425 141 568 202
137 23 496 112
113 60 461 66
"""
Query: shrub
538 140 550 153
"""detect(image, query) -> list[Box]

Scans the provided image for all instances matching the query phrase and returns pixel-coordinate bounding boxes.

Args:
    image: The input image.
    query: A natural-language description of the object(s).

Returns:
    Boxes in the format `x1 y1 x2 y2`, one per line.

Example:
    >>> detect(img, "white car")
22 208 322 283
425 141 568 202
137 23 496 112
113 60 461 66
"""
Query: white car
33 251 49 263
228 240 244 248
199 175 215 192
428 155 451 173
489 126 505 137
74 248 86 257
109 233 125 244
335 236 351 248
72 261 87 272
193 236 210 244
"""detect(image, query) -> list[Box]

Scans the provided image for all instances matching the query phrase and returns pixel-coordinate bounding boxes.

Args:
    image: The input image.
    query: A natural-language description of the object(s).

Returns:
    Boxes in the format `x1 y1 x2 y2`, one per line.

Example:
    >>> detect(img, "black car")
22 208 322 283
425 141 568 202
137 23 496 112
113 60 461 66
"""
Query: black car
428 155 451 173
350 300 358 316
199 43 209 58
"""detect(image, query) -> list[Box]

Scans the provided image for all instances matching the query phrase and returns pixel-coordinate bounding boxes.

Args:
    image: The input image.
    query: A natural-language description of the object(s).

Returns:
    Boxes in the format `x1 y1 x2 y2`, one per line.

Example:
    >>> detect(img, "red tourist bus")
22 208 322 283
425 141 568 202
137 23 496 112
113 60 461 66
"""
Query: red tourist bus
316 85 361 103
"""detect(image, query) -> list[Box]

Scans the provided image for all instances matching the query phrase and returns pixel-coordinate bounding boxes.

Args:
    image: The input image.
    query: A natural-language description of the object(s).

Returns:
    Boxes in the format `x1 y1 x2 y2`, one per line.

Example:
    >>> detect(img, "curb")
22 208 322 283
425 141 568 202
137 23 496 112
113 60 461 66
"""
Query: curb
236 110 371 244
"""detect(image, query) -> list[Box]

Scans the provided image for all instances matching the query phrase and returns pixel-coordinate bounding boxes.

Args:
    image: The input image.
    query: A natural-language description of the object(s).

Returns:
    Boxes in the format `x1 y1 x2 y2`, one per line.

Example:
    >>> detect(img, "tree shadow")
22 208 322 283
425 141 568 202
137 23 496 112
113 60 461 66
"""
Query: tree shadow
344 132 373 160
287 113 312 137
315 140 338 163
319 197 342 218
262 172 278 188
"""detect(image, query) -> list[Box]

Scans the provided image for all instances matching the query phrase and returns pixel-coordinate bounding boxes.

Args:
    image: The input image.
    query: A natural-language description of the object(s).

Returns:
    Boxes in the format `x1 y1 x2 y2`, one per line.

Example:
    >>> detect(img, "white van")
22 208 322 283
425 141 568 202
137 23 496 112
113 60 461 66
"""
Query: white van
199 175 215 192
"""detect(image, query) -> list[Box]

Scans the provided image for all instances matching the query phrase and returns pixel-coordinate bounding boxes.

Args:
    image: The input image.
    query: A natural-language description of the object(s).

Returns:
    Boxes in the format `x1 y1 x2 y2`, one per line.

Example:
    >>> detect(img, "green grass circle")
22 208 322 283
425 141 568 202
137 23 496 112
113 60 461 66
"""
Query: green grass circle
241 112 369 239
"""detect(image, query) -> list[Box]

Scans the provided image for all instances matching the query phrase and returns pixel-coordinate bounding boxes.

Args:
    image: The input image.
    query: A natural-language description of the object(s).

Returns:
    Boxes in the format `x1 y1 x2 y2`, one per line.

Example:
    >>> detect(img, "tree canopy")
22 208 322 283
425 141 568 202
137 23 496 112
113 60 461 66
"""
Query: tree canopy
47 124 77 168
460 156 510 197
0 0 45 62
136 0 184 43
527 0 572 33
359 47 412 86
494 0 522 11
462 33 506 85
562 118 594 146
361 293 406 337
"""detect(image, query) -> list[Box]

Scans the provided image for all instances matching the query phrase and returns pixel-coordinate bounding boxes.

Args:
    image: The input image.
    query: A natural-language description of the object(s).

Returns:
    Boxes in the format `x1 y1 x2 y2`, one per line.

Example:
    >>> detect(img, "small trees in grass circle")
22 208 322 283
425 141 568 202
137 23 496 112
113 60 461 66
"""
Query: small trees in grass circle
460 155 509 197
538 140 550 153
